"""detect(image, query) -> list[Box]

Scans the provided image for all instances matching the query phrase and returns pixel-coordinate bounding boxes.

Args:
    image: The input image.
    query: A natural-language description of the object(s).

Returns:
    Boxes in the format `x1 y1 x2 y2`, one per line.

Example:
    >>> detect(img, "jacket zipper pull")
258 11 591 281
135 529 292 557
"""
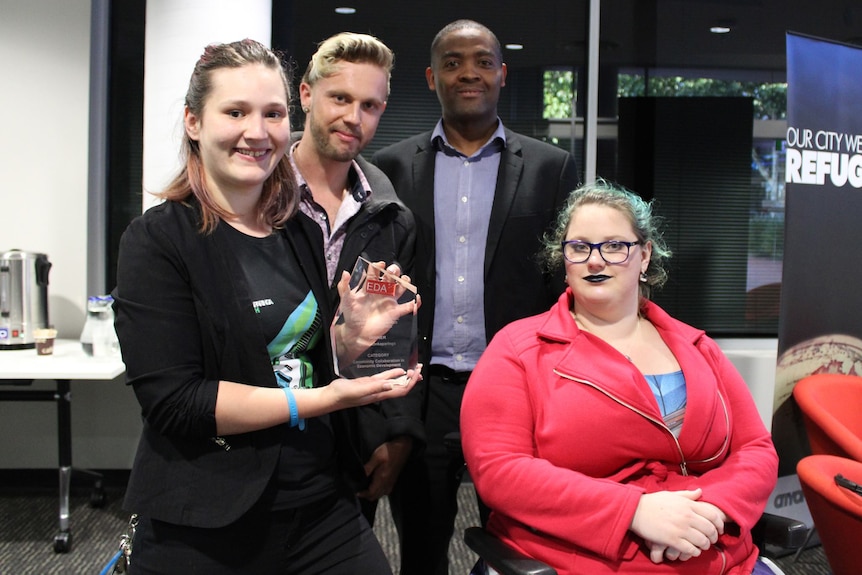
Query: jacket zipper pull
679 460 688 476
211 436 231 451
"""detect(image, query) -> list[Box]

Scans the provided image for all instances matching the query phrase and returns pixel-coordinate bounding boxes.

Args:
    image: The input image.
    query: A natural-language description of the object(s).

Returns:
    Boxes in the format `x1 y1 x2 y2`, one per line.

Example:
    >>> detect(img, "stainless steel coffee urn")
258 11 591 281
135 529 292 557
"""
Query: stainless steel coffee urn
0 250 52 349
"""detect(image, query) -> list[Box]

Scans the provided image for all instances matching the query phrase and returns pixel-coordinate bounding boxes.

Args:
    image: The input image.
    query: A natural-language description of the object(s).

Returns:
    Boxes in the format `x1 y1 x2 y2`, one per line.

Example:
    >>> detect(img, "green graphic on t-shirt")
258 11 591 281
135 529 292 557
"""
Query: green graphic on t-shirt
268 291 321 389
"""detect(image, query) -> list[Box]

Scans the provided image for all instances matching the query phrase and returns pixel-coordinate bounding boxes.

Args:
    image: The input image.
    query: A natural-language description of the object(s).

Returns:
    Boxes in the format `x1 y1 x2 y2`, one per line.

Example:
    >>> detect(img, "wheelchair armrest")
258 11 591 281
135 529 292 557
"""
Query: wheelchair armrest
464 526 557 575
752 512 810 551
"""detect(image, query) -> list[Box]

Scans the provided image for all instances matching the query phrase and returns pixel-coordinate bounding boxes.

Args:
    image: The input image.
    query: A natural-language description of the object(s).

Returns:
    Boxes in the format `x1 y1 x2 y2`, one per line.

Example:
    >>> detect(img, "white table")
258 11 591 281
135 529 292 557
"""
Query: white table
0 339 125 552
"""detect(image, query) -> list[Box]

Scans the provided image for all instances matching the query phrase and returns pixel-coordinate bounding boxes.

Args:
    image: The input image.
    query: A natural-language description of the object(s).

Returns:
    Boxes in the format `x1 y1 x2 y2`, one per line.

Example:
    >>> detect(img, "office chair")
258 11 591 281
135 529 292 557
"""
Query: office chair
446 432 805 575
792 373 862 461
797 454 862 575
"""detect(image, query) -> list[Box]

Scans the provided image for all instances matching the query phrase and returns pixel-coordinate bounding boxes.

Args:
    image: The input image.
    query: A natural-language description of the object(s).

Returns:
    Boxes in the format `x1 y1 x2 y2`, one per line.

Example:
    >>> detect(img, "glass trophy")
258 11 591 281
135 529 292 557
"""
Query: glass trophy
331 257 418 384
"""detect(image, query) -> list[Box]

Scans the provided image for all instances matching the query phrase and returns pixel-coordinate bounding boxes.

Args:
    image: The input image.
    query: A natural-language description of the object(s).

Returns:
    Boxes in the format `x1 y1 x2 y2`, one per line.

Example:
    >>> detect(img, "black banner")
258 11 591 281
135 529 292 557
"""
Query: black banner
774 33 862 476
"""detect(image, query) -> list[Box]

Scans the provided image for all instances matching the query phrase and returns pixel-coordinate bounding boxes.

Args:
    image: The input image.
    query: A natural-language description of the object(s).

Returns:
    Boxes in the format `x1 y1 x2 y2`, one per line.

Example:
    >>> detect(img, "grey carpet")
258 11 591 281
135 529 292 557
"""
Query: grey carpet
0 482 831 574
0 487 129 574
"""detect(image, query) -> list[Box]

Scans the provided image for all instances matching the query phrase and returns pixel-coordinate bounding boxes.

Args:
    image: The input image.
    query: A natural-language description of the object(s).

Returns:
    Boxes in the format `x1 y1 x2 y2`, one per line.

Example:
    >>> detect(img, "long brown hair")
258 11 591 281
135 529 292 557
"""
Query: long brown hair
158 39 298 233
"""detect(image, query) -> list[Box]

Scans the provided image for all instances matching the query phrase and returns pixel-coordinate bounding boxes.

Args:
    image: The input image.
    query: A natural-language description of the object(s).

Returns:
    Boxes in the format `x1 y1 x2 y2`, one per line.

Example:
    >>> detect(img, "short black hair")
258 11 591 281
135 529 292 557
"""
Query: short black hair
430 19 502 63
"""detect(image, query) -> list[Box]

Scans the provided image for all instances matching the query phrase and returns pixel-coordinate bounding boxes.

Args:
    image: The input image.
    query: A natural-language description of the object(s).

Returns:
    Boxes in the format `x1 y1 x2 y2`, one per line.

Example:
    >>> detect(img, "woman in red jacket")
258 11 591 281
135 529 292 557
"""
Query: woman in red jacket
461 179 778 574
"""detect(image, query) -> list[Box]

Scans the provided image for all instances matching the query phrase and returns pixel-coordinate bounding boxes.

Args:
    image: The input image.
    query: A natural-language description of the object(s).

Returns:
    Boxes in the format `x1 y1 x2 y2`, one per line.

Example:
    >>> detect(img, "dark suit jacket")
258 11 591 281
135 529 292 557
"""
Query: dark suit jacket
114 199 365 528
292 132 425 456
372 127 579 365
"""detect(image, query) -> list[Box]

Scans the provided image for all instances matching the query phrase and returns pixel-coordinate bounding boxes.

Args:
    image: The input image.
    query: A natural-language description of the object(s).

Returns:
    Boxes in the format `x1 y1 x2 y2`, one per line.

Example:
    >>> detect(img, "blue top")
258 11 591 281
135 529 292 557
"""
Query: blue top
645 370 686 437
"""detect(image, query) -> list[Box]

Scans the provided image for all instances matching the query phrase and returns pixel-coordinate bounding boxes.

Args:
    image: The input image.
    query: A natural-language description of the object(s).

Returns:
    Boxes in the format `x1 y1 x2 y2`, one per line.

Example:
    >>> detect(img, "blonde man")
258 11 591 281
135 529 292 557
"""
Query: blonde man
290 32 423 527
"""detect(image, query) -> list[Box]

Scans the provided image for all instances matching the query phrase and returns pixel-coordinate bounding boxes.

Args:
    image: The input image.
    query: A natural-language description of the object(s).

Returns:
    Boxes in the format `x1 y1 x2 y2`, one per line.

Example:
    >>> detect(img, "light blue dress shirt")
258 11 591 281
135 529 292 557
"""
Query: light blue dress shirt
430 119 506 372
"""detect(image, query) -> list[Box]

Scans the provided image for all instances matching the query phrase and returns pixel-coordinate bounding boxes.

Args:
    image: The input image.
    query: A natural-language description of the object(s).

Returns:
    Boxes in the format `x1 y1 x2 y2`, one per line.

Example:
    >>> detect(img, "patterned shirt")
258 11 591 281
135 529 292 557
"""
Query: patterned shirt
290 140 373 285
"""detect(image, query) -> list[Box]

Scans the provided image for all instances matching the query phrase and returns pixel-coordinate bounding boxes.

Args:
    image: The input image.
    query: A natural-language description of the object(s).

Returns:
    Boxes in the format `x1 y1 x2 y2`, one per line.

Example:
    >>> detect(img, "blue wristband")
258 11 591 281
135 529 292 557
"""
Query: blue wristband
282 386 306 431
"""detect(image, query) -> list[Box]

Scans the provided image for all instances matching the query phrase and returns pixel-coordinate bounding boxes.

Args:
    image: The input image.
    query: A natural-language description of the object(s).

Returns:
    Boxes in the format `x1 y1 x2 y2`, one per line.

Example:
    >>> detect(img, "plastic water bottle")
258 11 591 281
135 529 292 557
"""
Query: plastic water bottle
81 296 120 357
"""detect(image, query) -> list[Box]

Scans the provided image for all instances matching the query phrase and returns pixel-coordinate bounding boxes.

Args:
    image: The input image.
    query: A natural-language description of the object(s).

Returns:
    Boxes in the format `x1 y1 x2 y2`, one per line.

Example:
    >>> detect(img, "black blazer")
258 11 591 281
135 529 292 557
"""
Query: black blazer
372 128 579 362
114 199 365 528
291 131 425 454
331 155 425 454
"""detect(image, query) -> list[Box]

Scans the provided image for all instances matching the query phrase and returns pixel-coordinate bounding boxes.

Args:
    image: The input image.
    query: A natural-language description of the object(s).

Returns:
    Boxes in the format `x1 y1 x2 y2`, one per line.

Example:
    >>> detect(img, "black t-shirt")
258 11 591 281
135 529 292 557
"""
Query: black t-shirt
219 222 338 508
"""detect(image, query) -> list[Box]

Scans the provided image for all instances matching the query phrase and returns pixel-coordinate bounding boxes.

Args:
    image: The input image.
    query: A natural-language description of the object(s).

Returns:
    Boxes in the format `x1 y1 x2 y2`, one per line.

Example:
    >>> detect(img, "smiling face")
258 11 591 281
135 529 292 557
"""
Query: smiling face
564 203 652 316
426 25 507 127
184 63 291 201
300 61 388 163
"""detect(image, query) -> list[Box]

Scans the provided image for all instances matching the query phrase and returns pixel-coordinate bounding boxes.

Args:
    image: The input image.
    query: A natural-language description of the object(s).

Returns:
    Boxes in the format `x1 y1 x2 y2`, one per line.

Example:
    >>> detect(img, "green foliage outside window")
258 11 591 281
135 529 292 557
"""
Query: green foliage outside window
617 74 787 120
542 69 787 120
749 214 785 259
543 69 576 119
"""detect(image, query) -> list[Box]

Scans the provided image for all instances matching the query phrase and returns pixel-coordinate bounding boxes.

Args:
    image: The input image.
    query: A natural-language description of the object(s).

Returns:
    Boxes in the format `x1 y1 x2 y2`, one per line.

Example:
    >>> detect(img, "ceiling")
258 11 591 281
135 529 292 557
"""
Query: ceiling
285 0 862 78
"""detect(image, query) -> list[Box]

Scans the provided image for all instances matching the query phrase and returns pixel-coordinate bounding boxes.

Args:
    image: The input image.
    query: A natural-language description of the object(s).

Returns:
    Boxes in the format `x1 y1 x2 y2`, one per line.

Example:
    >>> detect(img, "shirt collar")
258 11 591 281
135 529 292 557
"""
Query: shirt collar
289 140 373 203
430 118 507 156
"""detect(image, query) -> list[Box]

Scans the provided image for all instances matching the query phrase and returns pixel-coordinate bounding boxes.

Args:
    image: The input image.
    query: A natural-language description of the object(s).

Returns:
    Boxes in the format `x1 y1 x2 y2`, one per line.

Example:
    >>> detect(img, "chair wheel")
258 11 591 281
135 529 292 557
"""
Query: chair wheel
53 530 72 553
90 487 107 508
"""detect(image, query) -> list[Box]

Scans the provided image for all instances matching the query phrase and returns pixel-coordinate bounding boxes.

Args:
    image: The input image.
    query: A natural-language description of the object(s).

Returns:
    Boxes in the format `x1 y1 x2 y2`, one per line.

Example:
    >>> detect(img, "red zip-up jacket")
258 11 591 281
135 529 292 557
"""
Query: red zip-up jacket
461 289 778 574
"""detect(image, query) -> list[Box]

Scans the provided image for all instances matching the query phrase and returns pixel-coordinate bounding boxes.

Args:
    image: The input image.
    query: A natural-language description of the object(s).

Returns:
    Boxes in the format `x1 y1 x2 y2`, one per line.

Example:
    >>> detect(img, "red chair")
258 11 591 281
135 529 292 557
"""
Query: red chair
792 373 862 460
797 454 862 575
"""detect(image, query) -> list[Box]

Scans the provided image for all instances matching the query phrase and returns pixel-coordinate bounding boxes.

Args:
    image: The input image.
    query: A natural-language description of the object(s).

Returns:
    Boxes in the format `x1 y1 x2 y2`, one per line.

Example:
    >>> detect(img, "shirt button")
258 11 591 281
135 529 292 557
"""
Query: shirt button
457 276 465 283
461 196 468 203
456 353 464 362
457 316 464 323
459 236 466 243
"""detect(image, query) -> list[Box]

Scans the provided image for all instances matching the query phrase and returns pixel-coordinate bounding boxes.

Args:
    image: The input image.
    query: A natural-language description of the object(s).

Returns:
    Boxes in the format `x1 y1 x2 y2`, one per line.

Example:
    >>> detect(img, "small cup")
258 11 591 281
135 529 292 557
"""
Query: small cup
34 328 58 356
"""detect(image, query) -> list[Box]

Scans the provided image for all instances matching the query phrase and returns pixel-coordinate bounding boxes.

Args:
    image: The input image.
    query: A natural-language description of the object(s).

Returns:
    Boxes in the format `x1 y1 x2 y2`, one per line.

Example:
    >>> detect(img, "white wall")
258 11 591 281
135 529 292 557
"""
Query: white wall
0 0 273 470
0 0 91 339
143 0 272 210
0 0 135 469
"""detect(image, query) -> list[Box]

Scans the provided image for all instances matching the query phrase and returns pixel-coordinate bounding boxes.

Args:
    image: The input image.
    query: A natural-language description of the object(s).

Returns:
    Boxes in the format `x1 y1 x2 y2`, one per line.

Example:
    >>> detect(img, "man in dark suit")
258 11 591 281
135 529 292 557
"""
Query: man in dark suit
372 19 579 575
290 32 423 526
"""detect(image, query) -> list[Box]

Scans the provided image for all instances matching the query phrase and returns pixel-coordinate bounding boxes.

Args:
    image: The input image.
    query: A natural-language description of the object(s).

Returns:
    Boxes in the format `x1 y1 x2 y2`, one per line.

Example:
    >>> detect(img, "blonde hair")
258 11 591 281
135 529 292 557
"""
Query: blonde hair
301 32 394 95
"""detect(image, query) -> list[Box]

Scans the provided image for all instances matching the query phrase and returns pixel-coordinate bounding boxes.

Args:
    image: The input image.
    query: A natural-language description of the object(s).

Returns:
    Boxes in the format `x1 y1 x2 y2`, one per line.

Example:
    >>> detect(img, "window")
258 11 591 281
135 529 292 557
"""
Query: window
543 69 577 119
617 73 787 120
605 73 785 334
